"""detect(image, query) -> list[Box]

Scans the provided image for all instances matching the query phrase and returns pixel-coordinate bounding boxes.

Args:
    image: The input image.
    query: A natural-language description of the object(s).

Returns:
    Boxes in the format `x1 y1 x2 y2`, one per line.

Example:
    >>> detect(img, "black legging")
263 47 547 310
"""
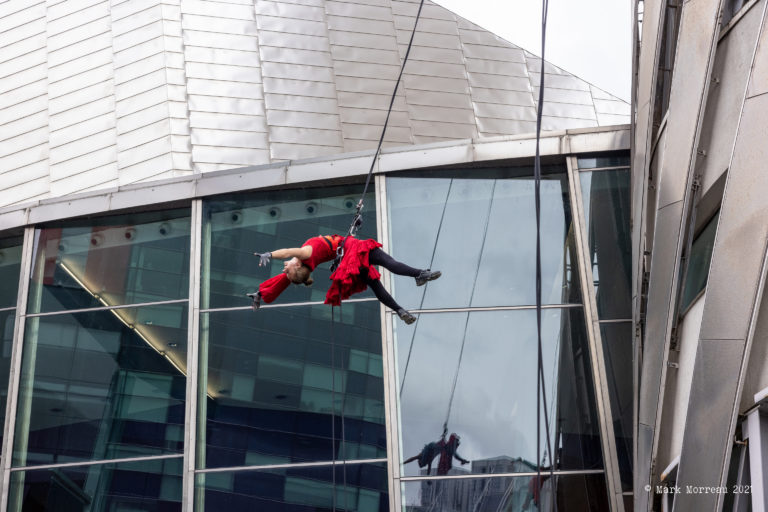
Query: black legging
362 248 421 311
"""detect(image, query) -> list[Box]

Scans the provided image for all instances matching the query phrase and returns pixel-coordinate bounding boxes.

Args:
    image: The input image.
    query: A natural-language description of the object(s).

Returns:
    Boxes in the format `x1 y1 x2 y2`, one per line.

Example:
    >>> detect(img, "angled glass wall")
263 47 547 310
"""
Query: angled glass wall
387 165 609 510
196 185 388 510
577 155 633 495
8 210 190 511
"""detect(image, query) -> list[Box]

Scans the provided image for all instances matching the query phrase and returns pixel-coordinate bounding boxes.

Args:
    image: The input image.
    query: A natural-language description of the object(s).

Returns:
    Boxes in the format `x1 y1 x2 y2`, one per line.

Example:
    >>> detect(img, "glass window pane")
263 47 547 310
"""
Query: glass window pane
0 309 15 447
600 322 633 492
387 168 580 310
199 302 385 468
13 304 188 466
203 186 376 309
28 210 190 314
0 234 23 308
196 462 389 511
680 211 719 312
397 309 602 477
402 473 609 511
577 154 630 169
580 169 632 319
9 457 182 511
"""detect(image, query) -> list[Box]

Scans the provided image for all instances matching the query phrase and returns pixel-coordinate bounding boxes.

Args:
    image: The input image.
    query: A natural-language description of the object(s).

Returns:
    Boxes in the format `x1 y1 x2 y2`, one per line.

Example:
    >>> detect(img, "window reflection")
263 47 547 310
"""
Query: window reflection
0 309 14 447
196 463 388 511
600 322 633 492
202 187 376 309
387 168 580 310
396 309 602 477
580 168 631 319
0 234 23 308
28 210 190 313
680 211 719 312
13 304 188 466
8 457 182 511
402 472 609 511
199 303 385 468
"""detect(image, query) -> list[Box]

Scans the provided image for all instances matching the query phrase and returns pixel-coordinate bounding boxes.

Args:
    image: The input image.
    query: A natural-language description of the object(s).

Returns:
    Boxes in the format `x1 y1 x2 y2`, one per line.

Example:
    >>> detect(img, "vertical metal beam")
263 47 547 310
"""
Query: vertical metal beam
566 156 624 512
673 4 768 507
375 174 403 511
0 227 36 512
182 199 202 511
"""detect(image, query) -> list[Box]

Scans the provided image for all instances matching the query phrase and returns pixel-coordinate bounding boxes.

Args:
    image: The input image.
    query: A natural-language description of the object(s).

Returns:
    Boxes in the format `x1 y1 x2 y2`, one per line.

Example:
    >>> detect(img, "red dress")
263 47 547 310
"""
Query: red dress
258 235 382 306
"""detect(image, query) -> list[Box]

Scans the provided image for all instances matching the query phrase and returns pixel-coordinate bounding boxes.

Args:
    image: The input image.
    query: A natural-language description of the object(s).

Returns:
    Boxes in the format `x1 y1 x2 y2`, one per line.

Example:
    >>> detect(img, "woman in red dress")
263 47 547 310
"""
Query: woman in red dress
250 234 440 324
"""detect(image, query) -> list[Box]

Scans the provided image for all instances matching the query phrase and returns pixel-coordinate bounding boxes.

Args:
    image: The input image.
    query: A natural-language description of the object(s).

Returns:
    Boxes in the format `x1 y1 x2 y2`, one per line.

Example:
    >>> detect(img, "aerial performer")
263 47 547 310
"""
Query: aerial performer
247 234 441 324
403 432 469 476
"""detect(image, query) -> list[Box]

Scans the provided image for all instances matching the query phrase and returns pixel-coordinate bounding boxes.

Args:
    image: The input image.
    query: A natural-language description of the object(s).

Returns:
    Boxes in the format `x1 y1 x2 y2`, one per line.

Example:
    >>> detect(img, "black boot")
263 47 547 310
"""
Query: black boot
397 308 416 325
415 269 441 286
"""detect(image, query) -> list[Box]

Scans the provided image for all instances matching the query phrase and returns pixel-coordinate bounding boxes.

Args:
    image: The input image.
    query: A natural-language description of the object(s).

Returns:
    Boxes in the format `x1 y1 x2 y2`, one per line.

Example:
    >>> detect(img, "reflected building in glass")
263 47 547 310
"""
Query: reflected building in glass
0 1 633 511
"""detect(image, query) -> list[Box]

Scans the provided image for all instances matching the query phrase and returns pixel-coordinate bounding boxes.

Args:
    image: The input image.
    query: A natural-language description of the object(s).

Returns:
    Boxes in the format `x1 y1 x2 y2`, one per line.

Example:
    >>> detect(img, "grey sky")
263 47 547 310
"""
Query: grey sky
434 0 633 102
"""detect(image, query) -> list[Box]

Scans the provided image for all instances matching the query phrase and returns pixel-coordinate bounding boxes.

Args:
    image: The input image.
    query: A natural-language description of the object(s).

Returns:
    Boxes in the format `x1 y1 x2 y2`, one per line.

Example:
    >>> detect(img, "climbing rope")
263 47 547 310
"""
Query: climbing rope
332 0 426 272
534 0 556 506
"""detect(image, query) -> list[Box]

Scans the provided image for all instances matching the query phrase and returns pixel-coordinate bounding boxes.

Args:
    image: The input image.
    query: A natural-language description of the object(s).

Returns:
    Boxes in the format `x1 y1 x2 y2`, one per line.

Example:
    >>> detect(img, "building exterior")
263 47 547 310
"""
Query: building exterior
632 0 768 510
1 1 633 511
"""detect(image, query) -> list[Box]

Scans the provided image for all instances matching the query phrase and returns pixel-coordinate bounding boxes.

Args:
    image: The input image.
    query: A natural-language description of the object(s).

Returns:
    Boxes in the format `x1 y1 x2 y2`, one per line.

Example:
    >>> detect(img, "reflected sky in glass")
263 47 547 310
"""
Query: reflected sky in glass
387 171 579 310
396 309 602 477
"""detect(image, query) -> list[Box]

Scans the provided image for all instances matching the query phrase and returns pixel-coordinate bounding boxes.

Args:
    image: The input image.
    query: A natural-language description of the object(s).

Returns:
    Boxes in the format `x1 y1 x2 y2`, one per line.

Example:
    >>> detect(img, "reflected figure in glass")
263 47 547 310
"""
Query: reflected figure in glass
249 234 441 324
403 431 469 476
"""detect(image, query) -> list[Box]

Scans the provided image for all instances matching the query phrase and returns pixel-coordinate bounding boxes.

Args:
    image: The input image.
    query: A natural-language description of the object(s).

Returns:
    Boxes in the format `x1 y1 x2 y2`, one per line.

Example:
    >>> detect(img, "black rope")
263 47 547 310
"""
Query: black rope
535 0 555 507
332 0 425 271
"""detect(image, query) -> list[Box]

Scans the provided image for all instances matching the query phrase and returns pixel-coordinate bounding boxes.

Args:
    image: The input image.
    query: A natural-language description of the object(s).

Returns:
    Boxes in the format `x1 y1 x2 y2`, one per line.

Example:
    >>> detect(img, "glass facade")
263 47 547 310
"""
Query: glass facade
0 150 631 510
578 156 633 496
196 463 389 510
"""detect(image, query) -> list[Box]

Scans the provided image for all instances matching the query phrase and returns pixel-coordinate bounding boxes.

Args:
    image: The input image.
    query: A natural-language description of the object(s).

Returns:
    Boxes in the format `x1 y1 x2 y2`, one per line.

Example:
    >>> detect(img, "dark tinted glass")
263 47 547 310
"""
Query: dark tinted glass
680 212 719 312
13 304 188 466
578 154 631 169
8 457 182 511
199 302 385 468
0 309 14 447
580 169 632 319
0 235 22 308
600 322 633 492
397 308 602 476
196 462 389 511
402 473 609 511
387 168 580 310
28 210 190 314
203 186 376 309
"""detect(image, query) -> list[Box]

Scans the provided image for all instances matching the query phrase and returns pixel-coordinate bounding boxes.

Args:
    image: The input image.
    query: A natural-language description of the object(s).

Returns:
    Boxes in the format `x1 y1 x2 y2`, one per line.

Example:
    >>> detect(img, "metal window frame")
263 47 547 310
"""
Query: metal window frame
0 227 35 512
567 155 625 511
182 199 202 512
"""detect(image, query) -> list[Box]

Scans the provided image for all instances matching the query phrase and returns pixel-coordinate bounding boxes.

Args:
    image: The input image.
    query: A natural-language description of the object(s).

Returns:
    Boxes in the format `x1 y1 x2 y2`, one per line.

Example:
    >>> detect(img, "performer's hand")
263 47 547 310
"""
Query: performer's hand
255 252 271 266
460 458 469 465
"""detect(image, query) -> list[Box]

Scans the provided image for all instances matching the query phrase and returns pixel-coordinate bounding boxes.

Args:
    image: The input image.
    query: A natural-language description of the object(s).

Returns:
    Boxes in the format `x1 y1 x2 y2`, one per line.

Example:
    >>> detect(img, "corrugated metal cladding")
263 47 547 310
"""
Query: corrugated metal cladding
0 0 629 207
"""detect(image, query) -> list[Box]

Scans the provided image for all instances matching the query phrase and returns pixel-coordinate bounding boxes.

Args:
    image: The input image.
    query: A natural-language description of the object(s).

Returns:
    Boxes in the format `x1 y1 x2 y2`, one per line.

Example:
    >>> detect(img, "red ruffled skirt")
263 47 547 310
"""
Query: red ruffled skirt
325 238 382 306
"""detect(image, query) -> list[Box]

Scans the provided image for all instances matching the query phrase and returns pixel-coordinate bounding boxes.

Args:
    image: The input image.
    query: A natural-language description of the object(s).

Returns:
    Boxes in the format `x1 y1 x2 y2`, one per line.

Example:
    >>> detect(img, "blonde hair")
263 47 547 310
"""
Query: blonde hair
292 264 314 286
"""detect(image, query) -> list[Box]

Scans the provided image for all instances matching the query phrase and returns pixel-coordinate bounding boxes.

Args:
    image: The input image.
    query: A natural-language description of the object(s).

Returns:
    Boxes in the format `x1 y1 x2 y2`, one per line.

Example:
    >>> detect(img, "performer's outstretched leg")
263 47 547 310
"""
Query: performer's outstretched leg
361 270 416 325
368 248 441 286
